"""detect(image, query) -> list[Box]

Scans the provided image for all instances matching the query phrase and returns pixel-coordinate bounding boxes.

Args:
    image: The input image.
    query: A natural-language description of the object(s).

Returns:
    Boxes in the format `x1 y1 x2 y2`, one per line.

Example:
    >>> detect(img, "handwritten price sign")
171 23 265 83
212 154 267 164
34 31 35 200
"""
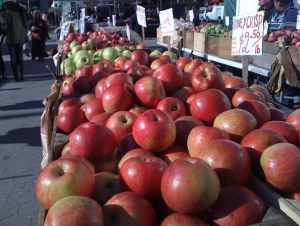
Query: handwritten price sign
159 8 174 36
231 11 264 56
137 5 147 28
297 15 300 29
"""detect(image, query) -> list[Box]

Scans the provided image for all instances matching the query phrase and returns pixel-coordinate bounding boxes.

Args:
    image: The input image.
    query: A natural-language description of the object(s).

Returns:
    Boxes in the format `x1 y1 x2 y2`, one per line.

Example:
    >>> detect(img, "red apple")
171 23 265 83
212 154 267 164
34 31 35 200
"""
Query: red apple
137 43 147 49
94 78 106 98
161 213 209 226
93 152 119 174
58 98 81 114
132 109 176 152
222 71 233 81
184 58 204 73
104 72 133 89
35 158 95 210
156 97 187 120
261 143 300 192
93 172 122 207
206 186 266 225
73 76 93 94
237 100 271 128
102 82 134 114
102 191 157 226
115 57 130 69
261 121 299 145
213 109 257 143
69 122 116 162
90 112 112 125
61 143 70 156
190 89 231 126
232 87 265 107
116 133 140 160
250 84 271 102
269 107 287 121
150 58 169 70
161 157 220 214
225 76 247 88
57 106 87 134
176 56 192 72
120 156 168 202
59 153 95 174
160 146 190 165
160 55 174 64
286 109 300 131
129 106 148 117
265 102 275 108
197 139 251 187
79 93 96 105
172 87 196 109
191 64 225 92
131 50 148 66
44 196 103 225
123 60 141 72
101 60 115 68
93 62 114 75
84 98 105 121
182 72 193 87
240 128 288 174
224 87 241 105
127 68 144 83
75 65 93 79
153 64 183 95
105 111 138 144
134 76 166 109
141 65 151 71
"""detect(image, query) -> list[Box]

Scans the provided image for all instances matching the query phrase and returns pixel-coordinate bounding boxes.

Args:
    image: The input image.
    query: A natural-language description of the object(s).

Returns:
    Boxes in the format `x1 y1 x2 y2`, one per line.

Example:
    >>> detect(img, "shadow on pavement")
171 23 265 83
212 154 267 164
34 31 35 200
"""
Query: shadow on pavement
0 174 35 180
0 100 43 111
0 126 41 146
0 88 22 91
0 112 43 120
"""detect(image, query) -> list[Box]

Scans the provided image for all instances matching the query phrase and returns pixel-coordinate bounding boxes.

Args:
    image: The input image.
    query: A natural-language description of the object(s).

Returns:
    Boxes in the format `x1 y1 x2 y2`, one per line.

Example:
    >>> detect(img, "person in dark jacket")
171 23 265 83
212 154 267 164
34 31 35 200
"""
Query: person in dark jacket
269 0 298 22
192 6 200 26
258 0 275 21
0 0 28 82
28 10 48 61
130 5 142 38
93 6 103 23
0 44 6 83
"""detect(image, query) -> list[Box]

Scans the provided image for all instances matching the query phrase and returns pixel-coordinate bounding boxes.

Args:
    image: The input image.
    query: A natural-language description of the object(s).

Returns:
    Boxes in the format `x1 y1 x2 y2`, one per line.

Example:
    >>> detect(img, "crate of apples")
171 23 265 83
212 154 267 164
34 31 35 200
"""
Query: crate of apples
37 49 300 225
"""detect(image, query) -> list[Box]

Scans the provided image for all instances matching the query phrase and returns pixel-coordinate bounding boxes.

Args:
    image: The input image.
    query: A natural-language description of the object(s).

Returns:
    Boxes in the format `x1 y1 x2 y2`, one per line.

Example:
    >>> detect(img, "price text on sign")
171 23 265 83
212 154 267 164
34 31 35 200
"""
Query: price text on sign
159 8 174 36
231 11 264 56
297 15 300 29
137 5 147 27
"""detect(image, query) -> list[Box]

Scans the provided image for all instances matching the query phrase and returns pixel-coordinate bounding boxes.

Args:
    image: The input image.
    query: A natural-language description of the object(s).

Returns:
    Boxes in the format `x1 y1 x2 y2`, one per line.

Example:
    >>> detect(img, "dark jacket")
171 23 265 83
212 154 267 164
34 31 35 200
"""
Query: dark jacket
0 1 28 44
269 2 298 23
28 11 48 41
130 6 142 37
93 10 103 23
193 7 200 26
258 2 275 22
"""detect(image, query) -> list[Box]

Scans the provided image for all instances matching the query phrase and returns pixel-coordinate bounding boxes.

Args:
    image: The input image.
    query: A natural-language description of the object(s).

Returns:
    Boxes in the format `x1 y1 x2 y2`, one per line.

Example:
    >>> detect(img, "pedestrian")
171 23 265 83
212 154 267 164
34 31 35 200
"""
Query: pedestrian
28 10 48 61
192 6 200 26
269 0 298 22
42 10 51 39
0 0 28 82
93 6 103 23
0 44 7 83
130 5 142 38
258 0 275 21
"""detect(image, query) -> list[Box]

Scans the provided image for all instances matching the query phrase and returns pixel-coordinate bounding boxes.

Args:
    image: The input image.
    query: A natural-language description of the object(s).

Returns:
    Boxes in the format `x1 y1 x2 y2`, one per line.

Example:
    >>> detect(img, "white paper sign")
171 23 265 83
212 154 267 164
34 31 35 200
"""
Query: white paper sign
112 15 116 26
231 11 264 56
126 23 130 41
63 1 71 12
225 16 229 26
188 10 194 22
80 8 86 34
297 15 300 29
159 8 174 36
137 5 147 27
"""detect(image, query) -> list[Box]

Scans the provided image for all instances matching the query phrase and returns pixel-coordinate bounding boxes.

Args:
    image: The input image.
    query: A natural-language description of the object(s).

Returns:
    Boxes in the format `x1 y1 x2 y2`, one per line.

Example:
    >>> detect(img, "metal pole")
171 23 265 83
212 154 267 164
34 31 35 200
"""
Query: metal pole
114 0 116 15
160 0 162 11
76 4 79 31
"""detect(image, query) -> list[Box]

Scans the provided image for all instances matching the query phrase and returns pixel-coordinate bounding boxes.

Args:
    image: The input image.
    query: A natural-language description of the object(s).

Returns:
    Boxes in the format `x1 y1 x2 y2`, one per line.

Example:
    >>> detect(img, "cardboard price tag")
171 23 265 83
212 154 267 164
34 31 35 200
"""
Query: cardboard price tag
188 10 194 22
297 15 300 30
231 11 264 56
137 5 147 27
159 8 174 36
225 16 229 26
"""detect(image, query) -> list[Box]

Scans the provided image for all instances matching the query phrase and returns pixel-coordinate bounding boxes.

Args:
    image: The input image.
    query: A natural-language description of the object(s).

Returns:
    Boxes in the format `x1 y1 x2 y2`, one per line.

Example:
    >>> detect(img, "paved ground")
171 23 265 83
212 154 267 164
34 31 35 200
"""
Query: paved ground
0 27 57 226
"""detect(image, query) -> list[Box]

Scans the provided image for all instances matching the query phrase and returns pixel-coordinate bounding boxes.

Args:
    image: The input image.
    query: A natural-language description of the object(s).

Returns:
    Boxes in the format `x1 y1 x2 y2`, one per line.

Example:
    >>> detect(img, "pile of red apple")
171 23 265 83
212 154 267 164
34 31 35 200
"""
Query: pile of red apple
36 52 300 226
263 29 300 45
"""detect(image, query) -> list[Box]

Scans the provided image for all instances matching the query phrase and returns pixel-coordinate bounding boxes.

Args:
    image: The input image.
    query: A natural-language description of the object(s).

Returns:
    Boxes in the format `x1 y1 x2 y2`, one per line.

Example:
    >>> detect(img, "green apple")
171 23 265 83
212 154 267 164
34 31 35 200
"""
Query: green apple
67 52 73 58
75 54 94 68
82 41 93 51
94 56 104 64
64 66 76 75
74 50 89 62
88 50 95 58
94 49 104 59
121 50 132 58
71 45 83 56
150 50 162 57
115 46 125 53
70 41 80 50
60 58 75 72
162 51 178 62
103 47 120 61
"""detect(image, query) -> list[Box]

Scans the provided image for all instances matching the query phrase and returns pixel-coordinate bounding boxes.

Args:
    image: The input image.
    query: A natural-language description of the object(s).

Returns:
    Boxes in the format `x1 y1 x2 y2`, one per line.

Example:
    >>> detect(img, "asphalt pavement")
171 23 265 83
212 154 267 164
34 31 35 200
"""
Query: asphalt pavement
0 27 57 226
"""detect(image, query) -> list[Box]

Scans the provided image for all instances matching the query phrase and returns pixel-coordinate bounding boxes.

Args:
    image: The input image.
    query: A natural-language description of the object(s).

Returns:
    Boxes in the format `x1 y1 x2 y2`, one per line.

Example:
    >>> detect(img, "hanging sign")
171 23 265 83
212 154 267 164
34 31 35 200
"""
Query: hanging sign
126 23 130 41
137 5 147 27
231 11 264 56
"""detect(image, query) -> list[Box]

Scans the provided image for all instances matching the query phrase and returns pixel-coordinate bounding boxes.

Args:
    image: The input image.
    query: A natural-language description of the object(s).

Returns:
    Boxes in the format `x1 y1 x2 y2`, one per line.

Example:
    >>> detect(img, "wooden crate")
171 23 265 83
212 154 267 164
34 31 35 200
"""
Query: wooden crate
183 31 194 49
193 33 209 53
207 35 220 56
252 42 281 70
218 37 243 62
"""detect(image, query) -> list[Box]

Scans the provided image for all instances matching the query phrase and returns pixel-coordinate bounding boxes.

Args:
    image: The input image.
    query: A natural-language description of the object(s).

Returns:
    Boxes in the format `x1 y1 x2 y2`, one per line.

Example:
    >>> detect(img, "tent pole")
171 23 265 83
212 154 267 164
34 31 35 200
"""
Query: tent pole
160 0 162 10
